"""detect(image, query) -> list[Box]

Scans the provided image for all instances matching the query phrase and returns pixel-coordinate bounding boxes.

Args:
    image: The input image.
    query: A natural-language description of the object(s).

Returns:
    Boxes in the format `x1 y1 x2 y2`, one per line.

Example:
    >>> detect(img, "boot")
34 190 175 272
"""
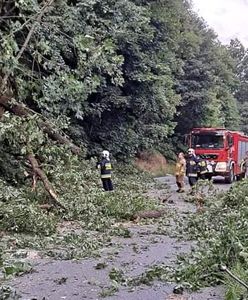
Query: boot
176 182 181 192
178 182 185 193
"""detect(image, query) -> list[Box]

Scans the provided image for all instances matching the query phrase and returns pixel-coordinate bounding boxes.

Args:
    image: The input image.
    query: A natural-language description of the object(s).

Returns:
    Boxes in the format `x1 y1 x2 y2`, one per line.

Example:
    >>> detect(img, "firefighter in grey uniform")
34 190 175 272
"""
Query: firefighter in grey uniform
96 150 113 191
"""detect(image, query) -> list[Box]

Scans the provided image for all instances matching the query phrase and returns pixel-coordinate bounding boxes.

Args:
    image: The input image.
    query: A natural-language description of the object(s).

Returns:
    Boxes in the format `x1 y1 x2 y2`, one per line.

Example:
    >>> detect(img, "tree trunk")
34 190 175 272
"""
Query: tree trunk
27 153 66 210
38 121 81 155
0 96 81 155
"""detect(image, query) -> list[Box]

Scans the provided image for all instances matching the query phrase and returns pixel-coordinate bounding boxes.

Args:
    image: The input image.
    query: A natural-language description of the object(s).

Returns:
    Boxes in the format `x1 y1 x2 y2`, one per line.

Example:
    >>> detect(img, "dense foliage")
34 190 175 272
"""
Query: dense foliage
229 38 248 134
0 2 248 297
0 0 244 163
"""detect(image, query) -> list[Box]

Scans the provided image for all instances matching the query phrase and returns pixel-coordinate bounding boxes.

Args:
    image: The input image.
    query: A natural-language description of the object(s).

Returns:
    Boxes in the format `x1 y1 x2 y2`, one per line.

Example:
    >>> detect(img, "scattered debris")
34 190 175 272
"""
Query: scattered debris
131 209 167 222
173 285 184 294
95 262 107 270
54 277 68 285
220 265 248 290
165 295 189 300
0 285 20 300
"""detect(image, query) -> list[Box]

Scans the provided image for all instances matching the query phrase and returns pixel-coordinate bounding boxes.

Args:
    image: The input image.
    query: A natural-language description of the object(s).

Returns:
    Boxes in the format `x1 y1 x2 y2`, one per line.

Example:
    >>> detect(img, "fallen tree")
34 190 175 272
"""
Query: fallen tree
0 95 81 209
0 0 75 208
0 0 83 208
0 95 81 155
27 153 66 210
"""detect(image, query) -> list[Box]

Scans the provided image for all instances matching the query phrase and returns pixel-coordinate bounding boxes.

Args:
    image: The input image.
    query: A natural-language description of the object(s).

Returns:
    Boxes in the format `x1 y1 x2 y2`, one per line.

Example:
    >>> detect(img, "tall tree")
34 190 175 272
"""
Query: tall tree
229 38 248 133
174 11 239 136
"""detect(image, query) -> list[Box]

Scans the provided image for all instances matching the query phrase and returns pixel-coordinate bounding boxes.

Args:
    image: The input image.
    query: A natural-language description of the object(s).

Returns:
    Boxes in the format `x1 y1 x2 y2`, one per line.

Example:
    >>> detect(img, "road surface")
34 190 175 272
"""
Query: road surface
6 175 231 300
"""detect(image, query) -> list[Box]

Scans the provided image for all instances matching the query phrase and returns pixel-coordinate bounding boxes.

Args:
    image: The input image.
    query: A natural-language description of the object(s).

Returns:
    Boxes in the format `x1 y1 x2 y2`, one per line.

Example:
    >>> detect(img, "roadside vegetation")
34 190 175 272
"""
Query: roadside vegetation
97 179 248 300
0 153 157 283
176 179 248 299
1 0 248 299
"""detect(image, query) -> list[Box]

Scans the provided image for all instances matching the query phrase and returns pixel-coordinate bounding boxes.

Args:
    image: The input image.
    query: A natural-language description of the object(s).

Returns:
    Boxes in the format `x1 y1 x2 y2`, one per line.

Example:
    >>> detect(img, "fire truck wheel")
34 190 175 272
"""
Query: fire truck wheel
225 166 235 184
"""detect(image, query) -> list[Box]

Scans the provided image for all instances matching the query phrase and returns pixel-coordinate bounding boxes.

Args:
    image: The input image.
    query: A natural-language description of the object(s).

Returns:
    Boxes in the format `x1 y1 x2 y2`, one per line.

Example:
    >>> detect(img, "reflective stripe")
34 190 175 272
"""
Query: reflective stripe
105 163 112 170
200 170 208 174
188 173 198 177
101 174 111 179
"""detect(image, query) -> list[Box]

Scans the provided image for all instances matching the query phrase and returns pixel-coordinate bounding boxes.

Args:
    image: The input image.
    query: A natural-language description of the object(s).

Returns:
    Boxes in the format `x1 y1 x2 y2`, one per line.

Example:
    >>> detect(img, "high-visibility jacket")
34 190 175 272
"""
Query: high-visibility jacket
197 158 208 175
175 158 186 176
97 158 112 179
186 155 199 177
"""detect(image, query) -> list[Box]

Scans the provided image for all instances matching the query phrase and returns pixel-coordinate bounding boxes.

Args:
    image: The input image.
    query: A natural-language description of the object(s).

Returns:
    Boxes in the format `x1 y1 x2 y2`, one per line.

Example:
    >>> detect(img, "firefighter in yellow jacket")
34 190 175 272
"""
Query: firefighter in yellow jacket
175 152 186 193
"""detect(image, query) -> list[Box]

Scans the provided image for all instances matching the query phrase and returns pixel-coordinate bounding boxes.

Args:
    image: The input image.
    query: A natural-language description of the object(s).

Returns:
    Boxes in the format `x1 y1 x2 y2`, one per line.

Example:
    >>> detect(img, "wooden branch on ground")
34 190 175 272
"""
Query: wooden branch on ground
31 174 37 191
27 153 66 210
131 209 166 223
39 203 53 213
220 265 248 290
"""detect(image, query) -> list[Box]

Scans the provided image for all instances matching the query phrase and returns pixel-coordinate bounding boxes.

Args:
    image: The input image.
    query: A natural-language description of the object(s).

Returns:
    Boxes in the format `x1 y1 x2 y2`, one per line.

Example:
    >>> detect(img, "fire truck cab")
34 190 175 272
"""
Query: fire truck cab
188 128 248 183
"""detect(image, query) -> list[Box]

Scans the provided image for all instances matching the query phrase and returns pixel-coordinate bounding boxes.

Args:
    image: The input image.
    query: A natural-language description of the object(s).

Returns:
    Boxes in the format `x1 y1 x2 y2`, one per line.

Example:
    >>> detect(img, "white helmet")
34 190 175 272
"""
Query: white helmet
102 150 110 159
188 148 195 155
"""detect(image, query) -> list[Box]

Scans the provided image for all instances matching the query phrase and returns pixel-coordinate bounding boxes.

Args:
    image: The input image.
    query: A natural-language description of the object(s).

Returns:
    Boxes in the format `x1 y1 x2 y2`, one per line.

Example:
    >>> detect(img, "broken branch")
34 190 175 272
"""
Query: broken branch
0 96 81 155
220 265 248 290
27 153 66 210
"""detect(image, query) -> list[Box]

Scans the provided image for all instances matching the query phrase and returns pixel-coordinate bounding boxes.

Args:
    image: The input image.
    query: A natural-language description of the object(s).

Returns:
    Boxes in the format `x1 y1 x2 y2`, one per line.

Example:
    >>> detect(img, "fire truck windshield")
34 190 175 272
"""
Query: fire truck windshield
192 133 224 149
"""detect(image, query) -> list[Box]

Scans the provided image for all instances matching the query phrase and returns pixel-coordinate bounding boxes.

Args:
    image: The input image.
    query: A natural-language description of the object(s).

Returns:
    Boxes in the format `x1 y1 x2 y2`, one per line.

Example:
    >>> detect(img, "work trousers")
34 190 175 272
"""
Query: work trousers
188 176 198 187
101 178 113 191
176 175 185 190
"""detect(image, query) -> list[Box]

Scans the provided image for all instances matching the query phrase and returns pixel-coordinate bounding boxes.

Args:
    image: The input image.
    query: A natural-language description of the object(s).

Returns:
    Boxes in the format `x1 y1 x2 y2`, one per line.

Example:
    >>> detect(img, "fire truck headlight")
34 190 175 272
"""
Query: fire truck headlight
215 162 227 172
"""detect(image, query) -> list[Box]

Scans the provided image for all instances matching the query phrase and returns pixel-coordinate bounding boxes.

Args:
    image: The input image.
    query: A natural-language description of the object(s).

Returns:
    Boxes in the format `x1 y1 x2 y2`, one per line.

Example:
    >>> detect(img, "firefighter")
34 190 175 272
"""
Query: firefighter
186 148 199 193
96 150 113 191
244 151 248 179
197 157 208 180
175 152 186 193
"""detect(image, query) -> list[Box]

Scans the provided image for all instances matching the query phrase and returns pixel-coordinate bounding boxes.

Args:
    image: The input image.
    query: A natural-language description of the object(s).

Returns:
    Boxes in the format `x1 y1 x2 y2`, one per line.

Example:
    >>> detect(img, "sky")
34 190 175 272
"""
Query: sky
192 0 248 47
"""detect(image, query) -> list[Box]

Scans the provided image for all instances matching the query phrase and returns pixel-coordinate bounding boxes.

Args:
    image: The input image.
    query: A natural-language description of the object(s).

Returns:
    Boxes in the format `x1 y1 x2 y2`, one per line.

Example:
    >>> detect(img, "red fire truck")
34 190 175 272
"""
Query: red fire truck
188 128 248 183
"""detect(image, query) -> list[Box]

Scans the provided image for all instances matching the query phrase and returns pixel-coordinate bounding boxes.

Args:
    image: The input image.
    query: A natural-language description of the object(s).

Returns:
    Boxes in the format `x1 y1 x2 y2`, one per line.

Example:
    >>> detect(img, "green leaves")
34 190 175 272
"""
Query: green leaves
0 113 45 154
0 0 245 157
174 180 248 294
3 261 32 278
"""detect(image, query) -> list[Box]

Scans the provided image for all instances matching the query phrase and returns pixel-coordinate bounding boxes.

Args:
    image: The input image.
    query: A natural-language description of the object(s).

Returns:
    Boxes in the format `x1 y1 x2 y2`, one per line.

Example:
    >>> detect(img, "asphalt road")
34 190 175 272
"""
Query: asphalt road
156 175 231 193
8 174 230 300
